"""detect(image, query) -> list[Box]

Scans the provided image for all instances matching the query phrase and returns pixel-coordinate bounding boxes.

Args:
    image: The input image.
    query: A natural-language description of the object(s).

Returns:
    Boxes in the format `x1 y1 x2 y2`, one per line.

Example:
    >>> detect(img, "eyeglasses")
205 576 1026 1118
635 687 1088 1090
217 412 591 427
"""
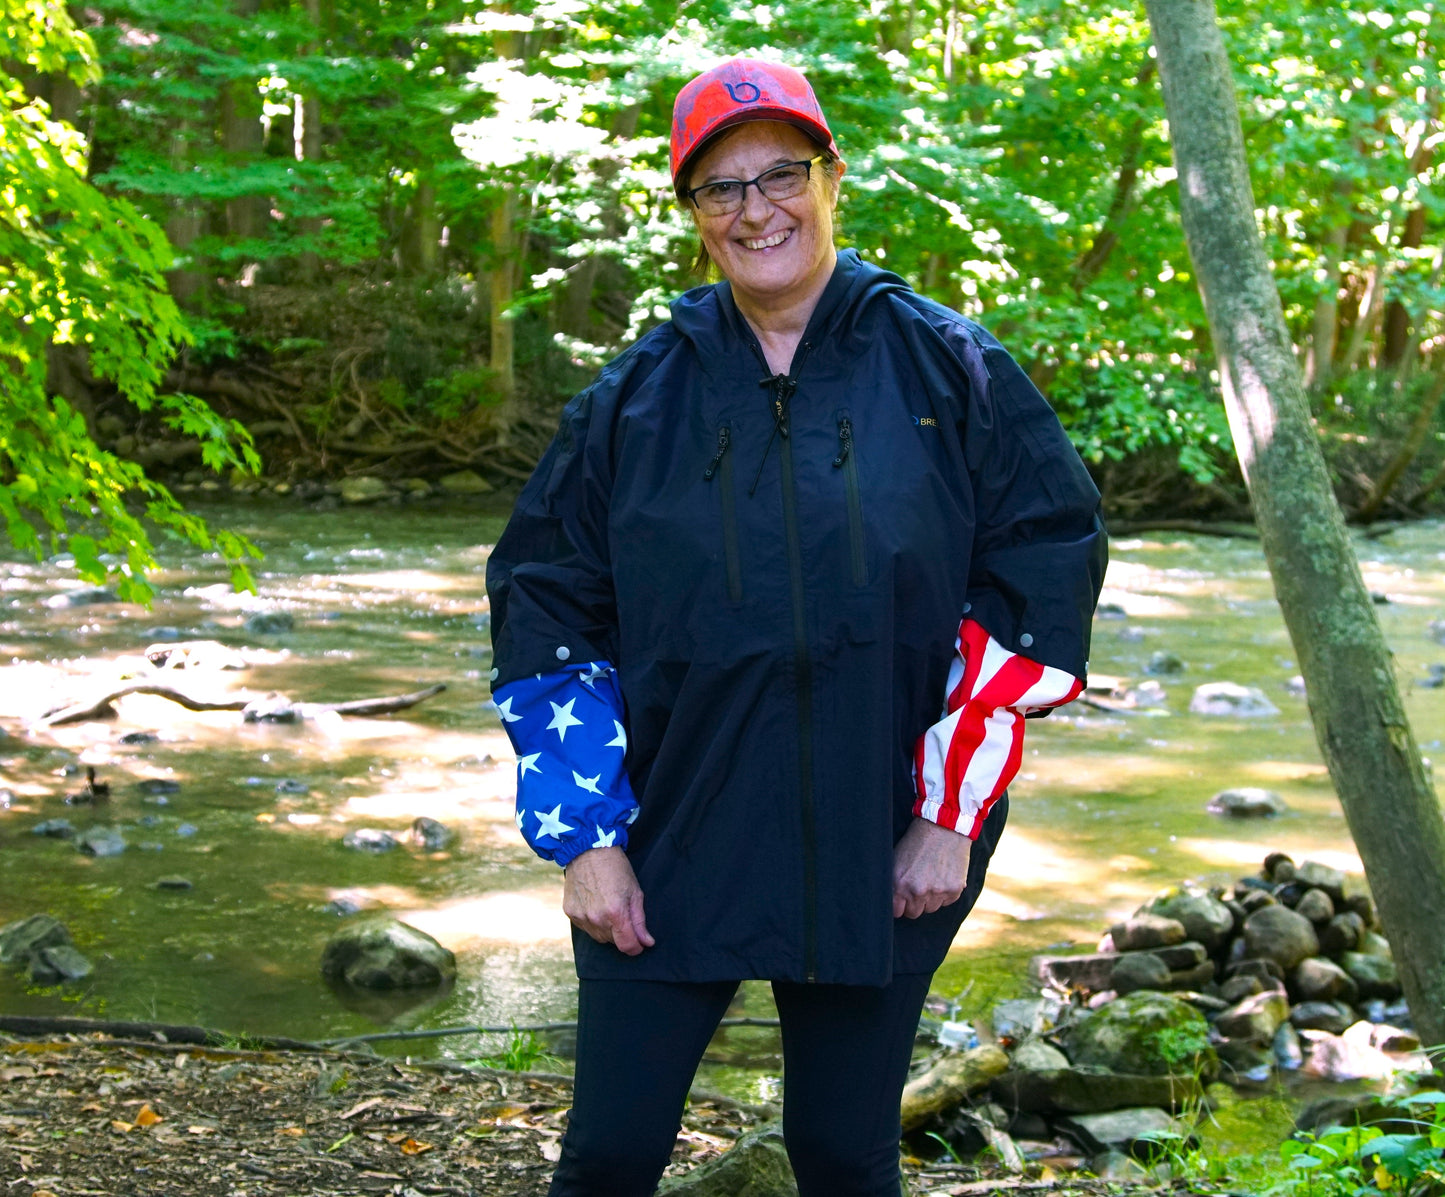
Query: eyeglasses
684 156 826 216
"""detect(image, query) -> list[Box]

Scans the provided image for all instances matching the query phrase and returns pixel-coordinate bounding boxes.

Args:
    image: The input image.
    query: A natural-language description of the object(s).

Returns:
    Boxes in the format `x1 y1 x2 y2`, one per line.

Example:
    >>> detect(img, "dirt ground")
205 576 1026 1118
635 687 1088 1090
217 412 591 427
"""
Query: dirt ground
0 1032 1177 1197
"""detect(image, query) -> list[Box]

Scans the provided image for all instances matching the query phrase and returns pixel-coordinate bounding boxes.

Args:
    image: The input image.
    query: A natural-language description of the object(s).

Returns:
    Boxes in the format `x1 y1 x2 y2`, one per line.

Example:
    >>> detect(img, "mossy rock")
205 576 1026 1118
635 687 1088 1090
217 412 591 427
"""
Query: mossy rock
657 1124 797 1197
1061 991 1218 1079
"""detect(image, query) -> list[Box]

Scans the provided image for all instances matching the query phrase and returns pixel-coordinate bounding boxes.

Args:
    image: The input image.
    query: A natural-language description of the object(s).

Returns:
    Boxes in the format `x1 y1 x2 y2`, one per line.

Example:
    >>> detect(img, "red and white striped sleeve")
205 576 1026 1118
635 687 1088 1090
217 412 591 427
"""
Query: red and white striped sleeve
913 618 1084 839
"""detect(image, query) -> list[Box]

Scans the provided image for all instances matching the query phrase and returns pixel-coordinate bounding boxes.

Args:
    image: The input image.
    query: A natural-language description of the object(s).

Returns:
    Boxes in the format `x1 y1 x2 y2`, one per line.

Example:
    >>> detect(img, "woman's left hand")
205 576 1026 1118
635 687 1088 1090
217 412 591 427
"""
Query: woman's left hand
892 818 973 919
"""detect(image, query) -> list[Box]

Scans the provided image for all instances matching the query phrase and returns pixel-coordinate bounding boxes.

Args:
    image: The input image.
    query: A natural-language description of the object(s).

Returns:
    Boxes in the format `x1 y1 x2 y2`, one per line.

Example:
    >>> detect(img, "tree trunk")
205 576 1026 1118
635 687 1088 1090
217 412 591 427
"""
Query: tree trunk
489 193 517 399
220 0 266 246
1144 0 1445 1057
166 123 206 305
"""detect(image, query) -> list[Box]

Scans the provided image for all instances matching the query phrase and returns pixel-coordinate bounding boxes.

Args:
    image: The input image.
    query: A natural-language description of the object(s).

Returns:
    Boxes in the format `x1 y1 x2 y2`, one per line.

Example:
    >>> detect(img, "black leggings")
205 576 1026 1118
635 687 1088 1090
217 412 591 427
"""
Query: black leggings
547 972 933 1197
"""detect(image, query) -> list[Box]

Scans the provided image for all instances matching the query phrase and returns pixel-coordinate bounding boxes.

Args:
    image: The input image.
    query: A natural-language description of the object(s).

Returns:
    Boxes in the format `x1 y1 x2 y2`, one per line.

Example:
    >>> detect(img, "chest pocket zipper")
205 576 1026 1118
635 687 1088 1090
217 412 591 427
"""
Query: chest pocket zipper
704 425 743 602
833 416 867 587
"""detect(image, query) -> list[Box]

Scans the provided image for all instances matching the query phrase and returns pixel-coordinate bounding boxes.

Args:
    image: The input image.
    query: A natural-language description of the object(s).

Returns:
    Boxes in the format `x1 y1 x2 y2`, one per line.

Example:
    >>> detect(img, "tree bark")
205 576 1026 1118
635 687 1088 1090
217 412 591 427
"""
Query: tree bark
220 0 267 246
1144 0 1445 1056
1303 223 1347 393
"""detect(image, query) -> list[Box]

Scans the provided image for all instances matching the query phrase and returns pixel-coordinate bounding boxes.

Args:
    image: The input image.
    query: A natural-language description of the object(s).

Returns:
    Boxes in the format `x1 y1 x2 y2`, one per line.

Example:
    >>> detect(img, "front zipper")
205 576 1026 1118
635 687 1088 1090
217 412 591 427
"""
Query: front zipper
703 425 742 603
748 339 820 984
833 415 867 587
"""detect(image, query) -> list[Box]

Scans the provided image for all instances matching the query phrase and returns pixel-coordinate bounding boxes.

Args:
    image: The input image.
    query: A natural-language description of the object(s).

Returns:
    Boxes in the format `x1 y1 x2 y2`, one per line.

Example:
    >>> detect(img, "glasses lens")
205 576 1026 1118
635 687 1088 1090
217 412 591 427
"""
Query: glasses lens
757 164 809 200
696 182 742 215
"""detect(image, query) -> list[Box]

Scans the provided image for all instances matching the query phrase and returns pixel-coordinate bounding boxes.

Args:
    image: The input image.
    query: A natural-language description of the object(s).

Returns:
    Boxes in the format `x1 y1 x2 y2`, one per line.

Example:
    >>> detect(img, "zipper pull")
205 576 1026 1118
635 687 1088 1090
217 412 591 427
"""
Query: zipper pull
703 426 731 480
832 417 853 468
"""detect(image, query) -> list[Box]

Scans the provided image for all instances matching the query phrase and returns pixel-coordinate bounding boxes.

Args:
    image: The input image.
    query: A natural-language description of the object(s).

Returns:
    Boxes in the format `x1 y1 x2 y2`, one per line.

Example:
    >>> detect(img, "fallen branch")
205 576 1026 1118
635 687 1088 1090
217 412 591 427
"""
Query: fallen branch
0 1014 319 1052
318 1015 782 1049
37 682 447 727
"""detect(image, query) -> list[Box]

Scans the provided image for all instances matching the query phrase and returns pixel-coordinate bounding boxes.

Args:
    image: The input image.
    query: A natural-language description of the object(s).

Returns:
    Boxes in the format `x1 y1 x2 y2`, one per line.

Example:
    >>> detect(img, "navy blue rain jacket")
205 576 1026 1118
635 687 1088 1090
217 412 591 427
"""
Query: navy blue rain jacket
486 249 1106 986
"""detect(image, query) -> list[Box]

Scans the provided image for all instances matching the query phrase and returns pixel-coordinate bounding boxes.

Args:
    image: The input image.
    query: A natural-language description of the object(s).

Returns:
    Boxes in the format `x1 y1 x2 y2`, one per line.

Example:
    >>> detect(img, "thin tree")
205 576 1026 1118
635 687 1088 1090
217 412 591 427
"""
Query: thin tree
1143 0 1445 1053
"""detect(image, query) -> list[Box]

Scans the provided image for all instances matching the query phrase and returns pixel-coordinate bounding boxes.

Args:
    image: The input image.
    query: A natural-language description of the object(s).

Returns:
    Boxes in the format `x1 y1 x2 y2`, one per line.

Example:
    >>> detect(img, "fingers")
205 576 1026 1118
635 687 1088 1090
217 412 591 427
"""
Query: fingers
893 879 966 920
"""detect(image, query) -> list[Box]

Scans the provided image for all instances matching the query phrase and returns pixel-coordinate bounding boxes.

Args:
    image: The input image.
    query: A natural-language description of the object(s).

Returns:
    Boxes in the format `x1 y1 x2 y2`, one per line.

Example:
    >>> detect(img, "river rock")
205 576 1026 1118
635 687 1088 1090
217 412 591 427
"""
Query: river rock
339 476 394 504
1112 953 1171 995
32 818 75 838
1263 851 1295 882
1061 991 1216 1078
321 917 455 990
1215 989 1289 1042
1216 1037 1274 1079
136 778 182 796
244 611 295 636
1358 931 1393 960
1011 1038 1070 1072
1273 1022 1304 1070
1219 974 1263 1004
656 1124 796 1197
1294 861 1346 904
1150 941 1209 970
146 640 248 671
1225 958 1284 987
408 817 452 851
1301 1030 1405 1082
1293 888 1334 924
1169 960 1219 992
900 1045 1010 1129
991 1066 1206 1116
77 826 127 857
1144 891 1235 952
1207 787 1287 818
0 914 71 964
1340 952 1401 999
1343 893 1379 930
153 876 194 891
1189 683 1279 717
1029 953 1118 993
1243 905 1318 970
1144 651 1185 676
992 998 1045 1041
29 943 93 984
1290 1001 1355 1034
342 828 398 853
43 587 119 609
1110 913 1186 951
1290 958 1357 1004
437 469 494 496
1428 618 1445 644
275 778 310 795
1057 1107 1188 1157
242 694 300 722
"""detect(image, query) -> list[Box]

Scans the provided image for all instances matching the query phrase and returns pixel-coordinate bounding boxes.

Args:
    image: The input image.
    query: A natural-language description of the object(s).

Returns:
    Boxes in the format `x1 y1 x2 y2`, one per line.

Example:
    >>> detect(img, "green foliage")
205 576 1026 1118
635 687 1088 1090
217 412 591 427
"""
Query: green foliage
1269 1093 1445 1197
465 1026 561 1073
1 0 261 601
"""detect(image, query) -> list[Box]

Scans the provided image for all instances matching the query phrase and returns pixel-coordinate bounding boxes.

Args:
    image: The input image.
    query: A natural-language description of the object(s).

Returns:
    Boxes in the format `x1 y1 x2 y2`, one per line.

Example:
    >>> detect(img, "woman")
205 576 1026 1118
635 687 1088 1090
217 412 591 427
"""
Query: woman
486 58 1106 1197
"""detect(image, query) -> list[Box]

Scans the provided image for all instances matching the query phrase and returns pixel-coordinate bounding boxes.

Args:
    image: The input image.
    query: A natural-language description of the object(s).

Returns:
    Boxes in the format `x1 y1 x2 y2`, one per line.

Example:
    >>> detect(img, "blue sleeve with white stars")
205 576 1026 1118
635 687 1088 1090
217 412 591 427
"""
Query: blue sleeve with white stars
492 660 639 868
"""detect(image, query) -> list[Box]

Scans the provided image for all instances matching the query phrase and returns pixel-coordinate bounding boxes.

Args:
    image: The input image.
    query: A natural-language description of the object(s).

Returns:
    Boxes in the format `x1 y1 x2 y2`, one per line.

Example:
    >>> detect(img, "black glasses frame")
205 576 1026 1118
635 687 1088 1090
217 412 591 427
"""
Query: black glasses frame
683 155 826 213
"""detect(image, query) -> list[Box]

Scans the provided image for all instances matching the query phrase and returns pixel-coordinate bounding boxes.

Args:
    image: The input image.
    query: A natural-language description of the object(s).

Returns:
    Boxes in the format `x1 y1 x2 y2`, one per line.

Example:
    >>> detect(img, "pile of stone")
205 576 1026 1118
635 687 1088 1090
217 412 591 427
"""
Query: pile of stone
903 851 1428 1173
1029 851 1416 1083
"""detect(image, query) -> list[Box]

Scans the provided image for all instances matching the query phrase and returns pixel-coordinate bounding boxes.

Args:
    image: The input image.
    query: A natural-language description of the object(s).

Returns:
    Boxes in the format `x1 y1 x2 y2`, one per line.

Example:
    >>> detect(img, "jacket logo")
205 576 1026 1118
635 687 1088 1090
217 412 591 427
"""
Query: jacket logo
723 81 761 104
912 415 938 427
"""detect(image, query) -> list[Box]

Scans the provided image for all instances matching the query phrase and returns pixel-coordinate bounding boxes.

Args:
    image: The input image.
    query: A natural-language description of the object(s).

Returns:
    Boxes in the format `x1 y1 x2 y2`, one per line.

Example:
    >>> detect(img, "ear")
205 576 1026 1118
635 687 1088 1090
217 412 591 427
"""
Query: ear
828 159 846 207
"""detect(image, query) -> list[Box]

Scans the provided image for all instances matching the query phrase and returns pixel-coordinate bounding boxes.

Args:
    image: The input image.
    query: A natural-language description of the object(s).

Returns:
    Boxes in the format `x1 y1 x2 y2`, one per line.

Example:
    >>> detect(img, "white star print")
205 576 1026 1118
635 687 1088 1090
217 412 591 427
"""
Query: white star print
592 827 617 848
533 804 574 840
573 771 603 795
606 720 627 749
514 808 525 831
494 696 522 722
518 753 541 777
578 662 609 688
546 698 583 742
625 805 640 825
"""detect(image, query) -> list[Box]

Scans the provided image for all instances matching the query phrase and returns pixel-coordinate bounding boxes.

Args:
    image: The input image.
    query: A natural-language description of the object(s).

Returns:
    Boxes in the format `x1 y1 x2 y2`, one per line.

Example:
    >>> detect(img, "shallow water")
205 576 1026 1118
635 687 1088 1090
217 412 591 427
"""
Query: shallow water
1 500 1442 1109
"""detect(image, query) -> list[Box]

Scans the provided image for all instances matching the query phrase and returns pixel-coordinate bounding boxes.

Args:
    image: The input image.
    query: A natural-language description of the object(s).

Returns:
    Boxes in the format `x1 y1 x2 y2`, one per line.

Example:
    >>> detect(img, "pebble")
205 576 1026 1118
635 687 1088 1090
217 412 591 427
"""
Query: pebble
275 778 310 795
32 819 75 838
342 828 398 853
135 779 182 795
175 823 199 837
76 827 127 857
244 611 295 635
153 876 194 890
1208 787 1288 818
118 731 160 745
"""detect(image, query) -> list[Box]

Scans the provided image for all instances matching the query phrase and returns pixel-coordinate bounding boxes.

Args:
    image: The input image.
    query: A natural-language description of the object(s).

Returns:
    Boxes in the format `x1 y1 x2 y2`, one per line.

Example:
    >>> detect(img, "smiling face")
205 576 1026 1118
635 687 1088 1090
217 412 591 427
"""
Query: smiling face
685 121 843 317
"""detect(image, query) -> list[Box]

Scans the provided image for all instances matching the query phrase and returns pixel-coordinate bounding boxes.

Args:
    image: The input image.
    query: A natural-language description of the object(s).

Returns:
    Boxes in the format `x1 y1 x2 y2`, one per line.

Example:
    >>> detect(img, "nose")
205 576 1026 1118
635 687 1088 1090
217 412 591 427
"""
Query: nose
738 179 774 222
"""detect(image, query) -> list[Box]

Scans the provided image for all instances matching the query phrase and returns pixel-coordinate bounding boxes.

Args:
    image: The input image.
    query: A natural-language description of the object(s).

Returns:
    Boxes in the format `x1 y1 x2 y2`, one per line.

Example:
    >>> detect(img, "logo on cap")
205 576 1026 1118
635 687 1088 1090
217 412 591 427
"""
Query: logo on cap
723 81 761 104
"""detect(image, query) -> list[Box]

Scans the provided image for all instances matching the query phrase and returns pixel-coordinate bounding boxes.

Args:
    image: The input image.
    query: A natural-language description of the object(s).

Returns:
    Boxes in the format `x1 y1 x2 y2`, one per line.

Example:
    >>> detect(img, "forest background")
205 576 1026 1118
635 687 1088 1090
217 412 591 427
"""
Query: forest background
5 0 1445 584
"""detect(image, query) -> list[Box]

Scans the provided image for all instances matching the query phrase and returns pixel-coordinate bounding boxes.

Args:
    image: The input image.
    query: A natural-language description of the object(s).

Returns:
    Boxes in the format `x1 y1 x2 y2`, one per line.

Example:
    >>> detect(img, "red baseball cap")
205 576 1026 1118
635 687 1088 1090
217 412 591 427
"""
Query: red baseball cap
671 58 838 194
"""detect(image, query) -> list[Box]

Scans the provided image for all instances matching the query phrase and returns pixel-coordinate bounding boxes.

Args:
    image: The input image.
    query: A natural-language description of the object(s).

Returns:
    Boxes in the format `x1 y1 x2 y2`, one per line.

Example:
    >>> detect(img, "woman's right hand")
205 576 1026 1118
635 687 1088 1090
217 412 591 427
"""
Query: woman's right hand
562 846 655 956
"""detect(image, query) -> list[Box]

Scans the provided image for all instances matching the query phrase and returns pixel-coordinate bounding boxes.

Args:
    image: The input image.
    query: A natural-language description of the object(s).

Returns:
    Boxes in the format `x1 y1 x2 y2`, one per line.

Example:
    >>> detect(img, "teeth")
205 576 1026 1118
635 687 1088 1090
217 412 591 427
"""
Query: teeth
742 231 790 250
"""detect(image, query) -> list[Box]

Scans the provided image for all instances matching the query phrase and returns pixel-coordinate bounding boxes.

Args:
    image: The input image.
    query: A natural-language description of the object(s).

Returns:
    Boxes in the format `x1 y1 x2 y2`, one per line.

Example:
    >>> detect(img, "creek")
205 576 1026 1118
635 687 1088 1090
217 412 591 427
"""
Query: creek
1 498 1442 1117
